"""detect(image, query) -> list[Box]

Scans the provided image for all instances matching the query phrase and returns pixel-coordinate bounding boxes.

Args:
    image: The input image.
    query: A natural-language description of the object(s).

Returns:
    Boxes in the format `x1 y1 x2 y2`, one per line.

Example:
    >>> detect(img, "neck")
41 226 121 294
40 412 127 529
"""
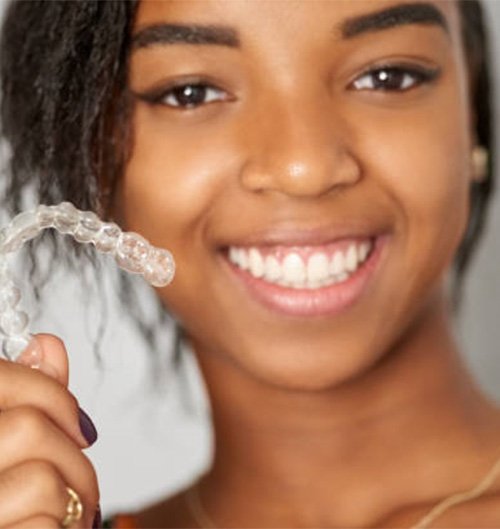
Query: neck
191 296 499 527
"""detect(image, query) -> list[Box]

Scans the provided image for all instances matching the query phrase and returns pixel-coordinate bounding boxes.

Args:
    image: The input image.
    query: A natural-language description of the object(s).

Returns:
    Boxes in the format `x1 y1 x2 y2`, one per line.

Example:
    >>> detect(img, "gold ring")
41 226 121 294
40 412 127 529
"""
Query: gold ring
61 486 83 528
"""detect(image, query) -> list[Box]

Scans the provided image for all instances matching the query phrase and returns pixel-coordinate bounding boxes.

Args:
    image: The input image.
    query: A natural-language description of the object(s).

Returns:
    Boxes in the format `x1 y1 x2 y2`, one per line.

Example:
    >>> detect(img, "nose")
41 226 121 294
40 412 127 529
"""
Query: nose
239 97 361 198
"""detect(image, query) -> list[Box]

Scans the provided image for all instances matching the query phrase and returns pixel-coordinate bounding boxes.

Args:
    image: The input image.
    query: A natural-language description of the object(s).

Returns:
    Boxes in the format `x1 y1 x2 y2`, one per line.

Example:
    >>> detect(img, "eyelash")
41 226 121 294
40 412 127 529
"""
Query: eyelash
141 64 440 110
349 64 440 92
141 83 228 109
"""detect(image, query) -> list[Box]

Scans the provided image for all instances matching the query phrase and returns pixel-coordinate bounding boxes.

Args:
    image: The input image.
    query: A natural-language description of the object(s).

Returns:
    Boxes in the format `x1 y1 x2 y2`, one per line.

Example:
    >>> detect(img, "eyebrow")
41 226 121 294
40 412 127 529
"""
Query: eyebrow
131 2 448 52
341 2 449 39
132 23 240 50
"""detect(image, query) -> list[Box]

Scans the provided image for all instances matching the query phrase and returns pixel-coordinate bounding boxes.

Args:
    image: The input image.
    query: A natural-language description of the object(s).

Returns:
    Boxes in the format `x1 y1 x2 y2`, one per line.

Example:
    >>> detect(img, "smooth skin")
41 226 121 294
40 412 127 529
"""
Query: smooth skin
122 0 500 527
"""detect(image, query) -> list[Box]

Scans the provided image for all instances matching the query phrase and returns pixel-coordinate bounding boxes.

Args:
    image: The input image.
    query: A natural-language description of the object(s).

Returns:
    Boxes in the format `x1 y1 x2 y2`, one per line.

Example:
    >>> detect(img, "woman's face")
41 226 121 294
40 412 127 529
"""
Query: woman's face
123 0 474 389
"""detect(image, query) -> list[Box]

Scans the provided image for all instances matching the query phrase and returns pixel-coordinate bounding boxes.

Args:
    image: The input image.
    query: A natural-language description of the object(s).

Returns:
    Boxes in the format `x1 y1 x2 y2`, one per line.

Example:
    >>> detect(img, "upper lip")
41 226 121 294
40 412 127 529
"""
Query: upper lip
217 222 390 249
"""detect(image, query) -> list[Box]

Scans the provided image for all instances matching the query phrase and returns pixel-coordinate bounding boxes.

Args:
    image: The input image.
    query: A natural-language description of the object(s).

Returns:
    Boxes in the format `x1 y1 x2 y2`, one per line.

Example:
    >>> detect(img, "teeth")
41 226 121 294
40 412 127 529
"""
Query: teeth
229 247 239 265
248 248 264 278
307 253 329 283
264 256 281 281
227 239 373 289
358 241 370 262
330 251 344 276
282 253 306 285
238 248 248 270
344 244 358 272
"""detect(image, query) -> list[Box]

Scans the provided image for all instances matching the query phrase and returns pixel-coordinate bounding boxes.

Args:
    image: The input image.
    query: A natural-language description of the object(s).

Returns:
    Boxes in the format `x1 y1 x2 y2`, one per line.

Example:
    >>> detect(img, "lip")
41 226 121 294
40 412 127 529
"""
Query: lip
217 221 390 248
222 234 388 317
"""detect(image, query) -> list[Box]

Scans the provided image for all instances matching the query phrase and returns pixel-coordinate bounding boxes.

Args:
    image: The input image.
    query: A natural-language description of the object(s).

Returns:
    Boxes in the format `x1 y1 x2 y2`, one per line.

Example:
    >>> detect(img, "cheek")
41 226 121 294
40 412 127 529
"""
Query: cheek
384 137 470 303
121 105 238 244
381 130 469 236
357 92 472 280
120 105 247 321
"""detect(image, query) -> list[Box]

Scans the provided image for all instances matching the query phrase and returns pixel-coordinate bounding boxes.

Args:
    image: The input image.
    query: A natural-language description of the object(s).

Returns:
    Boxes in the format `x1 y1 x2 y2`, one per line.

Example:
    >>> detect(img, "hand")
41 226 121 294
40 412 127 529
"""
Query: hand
0 334 100 528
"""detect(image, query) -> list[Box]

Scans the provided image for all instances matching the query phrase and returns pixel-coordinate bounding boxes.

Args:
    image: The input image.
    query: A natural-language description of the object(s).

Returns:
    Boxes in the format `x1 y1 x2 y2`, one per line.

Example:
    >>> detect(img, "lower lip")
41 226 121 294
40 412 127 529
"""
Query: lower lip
224 236 387 317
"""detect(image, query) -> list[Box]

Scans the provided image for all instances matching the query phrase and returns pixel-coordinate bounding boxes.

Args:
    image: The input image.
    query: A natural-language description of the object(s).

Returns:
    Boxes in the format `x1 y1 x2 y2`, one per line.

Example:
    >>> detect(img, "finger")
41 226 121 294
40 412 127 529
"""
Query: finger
0 359 90 448
0 460 71 527
16 334 69 387
5 514 60 529
0 407 99 514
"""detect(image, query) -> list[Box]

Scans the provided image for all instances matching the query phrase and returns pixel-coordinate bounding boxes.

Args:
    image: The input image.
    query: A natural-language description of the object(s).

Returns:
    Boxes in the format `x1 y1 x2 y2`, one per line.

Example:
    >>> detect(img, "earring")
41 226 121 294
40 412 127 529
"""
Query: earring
472 145 489 182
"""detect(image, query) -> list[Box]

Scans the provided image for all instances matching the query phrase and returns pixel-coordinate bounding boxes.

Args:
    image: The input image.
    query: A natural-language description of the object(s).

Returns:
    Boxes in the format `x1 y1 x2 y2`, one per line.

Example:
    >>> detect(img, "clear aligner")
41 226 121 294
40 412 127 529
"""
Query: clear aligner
0 202 175 361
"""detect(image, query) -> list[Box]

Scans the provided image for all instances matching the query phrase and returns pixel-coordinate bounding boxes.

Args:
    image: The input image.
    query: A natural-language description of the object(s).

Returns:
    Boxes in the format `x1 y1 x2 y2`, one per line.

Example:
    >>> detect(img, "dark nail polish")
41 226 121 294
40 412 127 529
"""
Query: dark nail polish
93 505 102 529
78 407 98 446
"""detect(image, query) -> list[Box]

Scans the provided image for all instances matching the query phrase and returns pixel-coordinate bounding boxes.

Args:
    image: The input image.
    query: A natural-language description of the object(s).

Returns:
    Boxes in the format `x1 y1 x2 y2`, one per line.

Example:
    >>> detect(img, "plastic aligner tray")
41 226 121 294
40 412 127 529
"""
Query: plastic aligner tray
0 202 175 361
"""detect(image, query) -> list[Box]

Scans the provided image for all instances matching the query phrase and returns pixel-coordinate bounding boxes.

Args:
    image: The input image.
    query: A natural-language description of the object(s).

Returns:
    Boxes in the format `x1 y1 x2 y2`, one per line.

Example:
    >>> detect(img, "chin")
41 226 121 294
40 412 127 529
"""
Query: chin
191 324 387 393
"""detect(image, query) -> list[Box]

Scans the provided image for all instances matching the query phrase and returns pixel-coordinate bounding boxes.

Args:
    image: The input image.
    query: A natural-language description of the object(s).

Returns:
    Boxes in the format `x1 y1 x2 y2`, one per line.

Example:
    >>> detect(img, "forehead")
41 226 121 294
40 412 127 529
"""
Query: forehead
133 0 461 44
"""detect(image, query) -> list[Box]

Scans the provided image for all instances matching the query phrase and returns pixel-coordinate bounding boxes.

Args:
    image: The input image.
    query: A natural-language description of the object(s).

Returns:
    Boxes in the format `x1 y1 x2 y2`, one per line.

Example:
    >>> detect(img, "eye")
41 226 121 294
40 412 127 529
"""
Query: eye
350 65 440 92
153 82 228 109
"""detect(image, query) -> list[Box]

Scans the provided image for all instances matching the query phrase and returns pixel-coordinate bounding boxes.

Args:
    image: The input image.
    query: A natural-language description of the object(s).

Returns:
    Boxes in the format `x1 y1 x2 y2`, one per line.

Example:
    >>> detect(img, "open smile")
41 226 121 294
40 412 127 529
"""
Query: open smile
222 234 388 317
228 238 373 289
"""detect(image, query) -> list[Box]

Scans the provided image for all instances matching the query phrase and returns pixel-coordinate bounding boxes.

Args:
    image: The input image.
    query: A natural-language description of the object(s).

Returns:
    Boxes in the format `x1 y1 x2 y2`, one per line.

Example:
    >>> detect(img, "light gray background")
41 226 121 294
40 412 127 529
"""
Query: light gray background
1 0 500 518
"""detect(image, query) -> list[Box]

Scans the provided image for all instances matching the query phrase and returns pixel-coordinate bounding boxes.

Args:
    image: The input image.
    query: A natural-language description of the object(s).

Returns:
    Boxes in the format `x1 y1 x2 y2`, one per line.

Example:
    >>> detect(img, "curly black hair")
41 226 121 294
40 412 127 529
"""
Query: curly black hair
0 0 495 356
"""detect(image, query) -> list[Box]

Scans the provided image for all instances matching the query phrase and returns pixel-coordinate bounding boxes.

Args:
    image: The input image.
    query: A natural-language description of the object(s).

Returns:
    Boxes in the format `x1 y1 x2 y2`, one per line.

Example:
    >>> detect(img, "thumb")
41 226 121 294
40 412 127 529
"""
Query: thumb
16 333 70 386
15 333 98 448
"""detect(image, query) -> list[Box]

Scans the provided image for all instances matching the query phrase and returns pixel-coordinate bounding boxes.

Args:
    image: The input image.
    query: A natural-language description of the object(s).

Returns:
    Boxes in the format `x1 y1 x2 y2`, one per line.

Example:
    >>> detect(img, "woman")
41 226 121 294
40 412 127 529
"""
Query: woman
0 0 498 527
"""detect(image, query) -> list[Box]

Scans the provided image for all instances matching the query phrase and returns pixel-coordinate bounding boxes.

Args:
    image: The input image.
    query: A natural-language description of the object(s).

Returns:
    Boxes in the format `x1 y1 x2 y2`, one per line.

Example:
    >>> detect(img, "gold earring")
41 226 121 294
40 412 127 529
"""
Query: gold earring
472 145 489 182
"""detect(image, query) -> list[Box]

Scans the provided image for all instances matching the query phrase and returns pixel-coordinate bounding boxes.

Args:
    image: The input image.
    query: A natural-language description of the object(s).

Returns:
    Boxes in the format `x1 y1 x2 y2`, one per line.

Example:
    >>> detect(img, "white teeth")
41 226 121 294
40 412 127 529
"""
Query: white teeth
227 239 373 289
248 247 264 278
308 279 322 289
238 248 248 269
307 253 329 283
264 256 281 281
330 251 344 276
344 244 358 272
229 247 239 265
358 241 370 262
336 272 348 282
282 253 306 285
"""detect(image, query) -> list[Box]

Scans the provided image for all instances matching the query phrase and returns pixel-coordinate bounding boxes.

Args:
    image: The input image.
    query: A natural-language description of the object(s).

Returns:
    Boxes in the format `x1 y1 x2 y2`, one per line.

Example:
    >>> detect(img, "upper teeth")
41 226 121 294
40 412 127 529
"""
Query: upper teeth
228 240 372 289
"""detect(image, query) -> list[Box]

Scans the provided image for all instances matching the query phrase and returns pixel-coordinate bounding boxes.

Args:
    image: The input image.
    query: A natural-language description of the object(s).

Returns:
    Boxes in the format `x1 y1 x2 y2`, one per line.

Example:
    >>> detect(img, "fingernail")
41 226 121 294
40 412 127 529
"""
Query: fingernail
15 335 60 379
78 407 98 446
92 505 102 529
15 335 43 368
